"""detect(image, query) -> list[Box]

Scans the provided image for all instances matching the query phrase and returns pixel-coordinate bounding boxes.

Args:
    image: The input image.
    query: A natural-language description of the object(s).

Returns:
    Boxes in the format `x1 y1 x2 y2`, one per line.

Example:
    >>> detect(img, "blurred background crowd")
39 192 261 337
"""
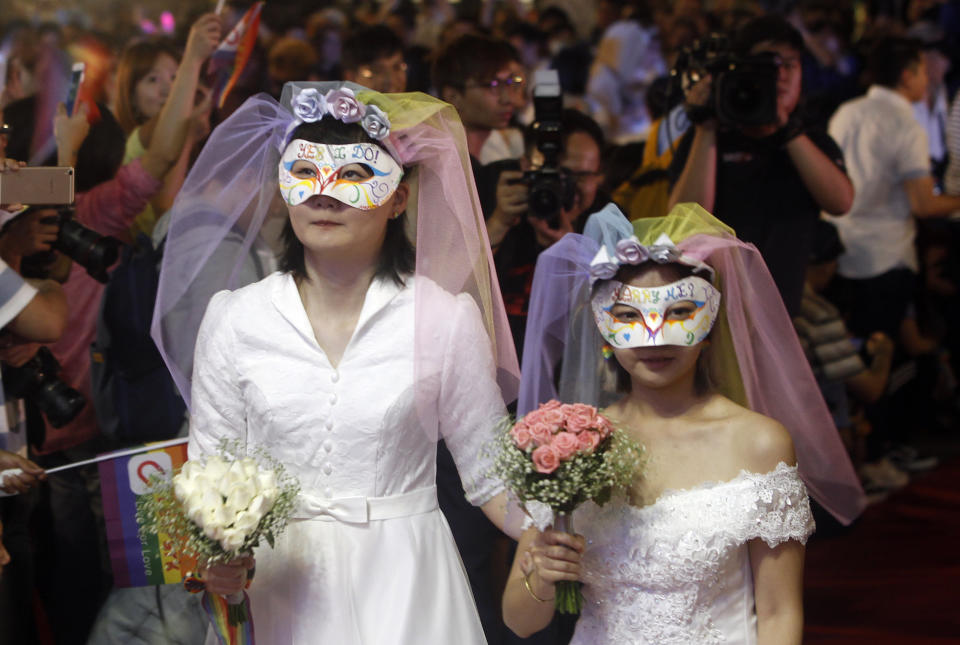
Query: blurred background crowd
1 0 959 643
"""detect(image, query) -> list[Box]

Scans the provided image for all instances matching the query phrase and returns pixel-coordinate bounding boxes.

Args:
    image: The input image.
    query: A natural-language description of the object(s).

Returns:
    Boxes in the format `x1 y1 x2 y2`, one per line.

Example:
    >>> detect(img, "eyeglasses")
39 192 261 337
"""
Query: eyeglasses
466 75 527 95
358 61 408 79
773 55 801 71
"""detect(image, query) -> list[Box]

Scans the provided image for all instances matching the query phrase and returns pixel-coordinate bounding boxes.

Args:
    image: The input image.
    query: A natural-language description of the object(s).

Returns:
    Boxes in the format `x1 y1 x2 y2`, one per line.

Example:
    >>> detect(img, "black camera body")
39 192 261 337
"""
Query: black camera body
525 70 575 220
2 346 85 428
19 205 121 283
672 35 779 128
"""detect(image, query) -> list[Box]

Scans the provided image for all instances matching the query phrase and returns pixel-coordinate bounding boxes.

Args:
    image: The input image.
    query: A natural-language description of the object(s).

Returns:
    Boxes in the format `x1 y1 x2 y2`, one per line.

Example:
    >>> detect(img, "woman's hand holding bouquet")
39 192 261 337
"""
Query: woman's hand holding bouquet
137 445 299 643
492 400 644 613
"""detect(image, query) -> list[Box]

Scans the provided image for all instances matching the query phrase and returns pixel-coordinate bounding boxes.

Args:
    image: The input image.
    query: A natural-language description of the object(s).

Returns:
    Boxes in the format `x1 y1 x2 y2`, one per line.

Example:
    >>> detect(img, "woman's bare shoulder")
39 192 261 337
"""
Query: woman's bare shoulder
706 395 797 473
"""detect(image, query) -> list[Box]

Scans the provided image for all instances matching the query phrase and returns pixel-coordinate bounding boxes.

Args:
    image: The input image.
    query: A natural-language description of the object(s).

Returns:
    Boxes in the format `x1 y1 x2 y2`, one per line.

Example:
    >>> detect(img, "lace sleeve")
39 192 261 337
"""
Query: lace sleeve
743 463 816 548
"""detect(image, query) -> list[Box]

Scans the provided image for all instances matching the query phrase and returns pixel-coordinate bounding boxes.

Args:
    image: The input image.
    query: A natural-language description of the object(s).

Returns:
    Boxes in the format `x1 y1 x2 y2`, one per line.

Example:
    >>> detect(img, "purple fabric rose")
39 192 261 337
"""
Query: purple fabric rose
291 88 327 123
324 88 366 124
589 262 619 282
614 238 648 265
361 105 391 140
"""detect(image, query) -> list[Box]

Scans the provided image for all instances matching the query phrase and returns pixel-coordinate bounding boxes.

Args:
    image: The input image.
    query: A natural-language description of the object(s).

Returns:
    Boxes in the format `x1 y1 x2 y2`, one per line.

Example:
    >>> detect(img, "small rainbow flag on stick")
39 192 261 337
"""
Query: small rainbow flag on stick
209 1 264 110
99 439 196 586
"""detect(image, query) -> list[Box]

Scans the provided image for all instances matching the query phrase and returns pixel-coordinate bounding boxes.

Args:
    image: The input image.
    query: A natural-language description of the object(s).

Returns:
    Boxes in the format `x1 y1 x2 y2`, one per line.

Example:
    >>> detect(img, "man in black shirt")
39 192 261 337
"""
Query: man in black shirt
668 15 853 316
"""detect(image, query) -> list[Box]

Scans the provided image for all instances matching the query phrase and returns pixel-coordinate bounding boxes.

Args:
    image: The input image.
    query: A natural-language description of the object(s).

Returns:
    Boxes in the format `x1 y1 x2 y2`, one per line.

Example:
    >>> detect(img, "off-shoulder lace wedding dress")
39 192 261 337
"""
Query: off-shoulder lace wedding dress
570 462 814 645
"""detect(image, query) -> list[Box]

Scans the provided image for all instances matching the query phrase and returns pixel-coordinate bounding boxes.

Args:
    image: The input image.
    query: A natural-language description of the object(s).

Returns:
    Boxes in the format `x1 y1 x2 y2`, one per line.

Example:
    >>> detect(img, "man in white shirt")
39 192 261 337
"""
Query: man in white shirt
824 37 960 338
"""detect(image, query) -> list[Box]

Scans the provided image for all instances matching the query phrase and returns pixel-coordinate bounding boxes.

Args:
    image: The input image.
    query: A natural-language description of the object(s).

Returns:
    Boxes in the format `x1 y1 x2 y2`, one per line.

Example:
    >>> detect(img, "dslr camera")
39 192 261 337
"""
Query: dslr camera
671 34 779 127
523 69 575 221
19 205 121 284
2 346 85 428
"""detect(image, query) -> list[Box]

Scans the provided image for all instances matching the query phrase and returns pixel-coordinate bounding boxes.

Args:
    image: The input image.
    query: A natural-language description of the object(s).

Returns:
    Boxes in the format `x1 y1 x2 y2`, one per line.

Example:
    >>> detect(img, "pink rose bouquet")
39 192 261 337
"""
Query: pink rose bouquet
491 401 644 613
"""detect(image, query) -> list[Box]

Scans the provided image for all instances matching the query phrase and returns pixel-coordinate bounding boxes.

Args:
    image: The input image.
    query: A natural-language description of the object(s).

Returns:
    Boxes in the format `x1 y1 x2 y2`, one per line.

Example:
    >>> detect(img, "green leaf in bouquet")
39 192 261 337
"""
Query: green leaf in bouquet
265 531 275 549
594 486 612 507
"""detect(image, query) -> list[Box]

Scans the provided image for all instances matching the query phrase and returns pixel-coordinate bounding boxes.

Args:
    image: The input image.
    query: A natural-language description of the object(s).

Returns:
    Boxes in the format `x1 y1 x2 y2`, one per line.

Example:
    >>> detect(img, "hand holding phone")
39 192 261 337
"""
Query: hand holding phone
65 62 85 117
0 167 74 206
0 159 26 211
54 101 90 167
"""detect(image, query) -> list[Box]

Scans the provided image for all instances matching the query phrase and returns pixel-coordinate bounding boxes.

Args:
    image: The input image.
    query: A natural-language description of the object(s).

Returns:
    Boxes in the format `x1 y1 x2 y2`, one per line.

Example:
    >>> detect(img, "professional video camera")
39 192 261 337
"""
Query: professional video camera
671 34 779 127
19 205 120 283
2 347 85 428
523 69 576 221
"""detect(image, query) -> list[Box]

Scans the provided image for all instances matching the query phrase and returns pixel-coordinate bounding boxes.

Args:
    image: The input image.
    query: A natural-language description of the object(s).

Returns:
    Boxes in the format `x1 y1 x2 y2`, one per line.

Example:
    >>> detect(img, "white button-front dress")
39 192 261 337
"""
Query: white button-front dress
189 271 506 644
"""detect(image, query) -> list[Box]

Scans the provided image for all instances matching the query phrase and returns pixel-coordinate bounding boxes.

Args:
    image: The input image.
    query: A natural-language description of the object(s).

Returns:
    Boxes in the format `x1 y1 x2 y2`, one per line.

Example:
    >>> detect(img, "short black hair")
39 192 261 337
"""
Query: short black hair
432 34 520 95
279 116 414 286
866 37 923 88
561 108 605 154
732 14 804 57
341 25 404 73
810 219 845 265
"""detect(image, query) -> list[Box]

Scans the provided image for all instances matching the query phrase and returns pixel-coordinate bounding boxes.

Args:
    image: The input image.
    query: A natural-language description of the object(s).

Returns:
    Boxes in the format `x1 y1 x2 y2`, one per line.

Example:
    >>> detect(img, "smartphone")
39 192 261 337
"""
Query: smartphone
65 62 86 116
0 167 75 205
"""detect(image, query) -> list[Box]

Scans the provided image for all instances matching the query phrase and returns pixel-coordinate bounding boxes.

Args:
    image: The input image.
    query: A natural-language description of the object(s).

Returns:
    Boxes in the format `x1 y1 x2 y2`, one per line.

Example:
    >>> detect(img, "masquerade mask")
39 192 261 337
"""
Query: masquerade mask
592 276 721 348
278 139 404 210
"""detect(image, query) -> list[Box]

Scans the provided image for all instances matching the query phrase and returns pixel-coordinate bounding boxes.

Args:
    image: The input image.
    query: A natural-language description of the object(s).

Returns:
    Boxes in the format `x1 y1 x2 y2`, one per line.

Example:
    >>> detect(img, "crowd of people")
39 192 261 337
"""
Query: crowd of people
0 0 958 643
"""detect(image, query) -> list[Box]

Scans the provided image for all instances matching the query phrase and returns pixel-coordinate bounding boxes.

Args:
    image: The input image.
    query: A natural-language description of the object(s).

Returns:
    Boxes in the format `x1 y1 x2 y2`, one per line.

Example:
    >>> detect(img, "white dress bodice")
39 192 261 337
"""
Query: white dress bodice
570 462 814 645
189 272 506 644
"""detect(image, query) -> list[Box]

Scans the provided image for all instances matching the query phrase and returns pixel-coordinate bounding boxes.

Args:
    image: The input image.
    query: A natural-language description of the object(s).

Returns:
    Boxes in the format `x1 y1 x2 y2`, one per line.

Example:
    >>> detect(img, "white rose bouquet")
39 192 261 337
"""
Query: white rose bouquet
136 444 299 633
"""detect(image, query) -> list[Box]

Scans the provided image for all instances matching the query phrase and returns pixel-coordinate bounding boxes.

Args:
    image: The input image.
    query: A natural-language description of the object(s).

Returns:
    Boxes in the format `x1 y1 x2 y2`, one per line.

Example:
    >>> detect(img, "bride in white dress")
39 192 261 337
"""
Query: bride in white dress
501 204 866 644
151 82 520 643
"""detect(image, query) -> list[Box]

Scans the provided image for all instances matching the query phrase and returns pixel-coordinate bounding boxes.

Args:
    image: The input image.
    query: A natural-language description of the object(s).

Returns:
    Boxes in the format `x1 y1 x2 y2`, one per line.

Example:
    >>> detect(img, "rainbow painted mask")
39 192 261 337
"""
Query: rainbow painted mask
278 139 404 210
592 277 721 348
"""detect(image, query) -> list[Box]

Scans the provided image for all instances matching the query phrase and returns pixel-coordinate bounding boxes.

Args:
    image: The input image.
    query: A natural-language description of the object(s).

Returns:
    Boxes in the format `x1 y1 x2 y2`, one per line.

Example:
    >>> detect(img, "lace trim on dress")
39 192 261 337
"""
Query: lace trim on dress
567 462 814 645
623 461 815 548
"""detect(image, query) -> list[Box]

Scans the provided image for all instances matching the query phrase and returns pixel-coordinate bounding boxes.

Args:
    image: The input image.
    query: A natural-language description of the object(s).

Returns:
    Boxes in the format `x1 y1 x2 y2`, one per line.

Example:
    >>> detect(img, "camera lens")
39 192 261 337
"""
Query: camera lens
715 62 778 126
1 347 86 428
33 379 86 428
529 181 563 219
55 218 120 283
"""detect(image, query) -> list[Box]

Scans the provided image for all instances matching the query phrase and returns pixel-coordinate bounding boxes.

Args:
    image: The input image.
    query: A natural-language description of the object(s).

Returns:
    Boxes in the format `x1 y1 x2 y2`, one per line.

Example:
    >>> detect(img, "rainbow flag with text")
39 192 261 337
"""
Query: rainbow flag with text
99 441 196 587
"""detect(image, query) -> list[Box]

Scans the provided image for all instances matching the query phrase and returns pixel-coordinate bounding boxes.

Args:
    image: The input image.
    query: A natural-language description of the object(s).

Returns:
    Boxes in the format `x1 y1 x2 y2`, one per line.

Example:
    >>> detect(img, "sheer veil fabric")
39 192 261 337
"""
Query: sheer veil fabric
151 81 520 441
520 203 866 525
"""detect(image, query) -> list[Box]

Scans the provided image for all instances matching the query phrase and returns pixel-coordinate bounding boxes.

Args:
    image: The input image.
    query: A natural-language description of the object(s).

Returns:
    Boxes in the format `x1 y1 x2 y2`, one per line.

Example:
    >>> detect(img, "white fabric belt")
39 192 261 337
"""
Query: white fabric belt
295 485 438 524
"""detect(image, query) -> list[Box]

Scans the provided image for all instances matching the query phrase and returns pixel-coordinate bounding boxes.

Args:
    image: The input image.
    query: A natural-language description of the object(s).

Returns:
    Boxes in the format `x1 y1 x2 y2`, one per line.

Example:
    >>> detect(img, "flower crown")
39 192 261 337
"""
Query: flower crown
589 233 715 284
290 87 391 141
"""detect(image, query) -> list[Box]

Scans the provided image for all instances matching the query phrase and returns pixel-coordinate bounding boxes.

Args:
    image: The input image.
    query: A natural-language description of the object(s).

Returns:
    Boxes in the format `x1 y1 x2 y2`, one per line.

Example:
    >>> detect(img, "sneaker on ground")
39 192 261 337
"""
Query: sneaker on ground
858 458 909 493
886 445 939 473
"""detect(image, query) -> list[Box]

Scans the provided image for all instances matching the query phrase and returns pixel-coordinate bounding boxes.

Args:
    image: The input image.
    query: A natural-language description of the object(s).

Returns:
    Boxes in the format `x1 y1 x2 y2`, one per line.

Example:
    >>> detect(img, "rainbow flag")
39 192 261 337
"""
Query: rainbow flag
209 2 263 110
99 440 195 587
203 592 255 645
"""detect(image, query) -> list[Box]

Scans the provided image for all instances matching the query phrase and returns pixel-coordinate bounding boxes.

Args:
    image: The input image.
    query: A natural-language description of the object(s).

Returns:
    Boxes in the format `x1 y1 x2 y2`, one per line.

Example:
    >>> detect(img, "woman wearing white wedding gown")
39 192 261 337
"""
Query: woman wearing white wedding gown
151 82 520 644
501 205 866 644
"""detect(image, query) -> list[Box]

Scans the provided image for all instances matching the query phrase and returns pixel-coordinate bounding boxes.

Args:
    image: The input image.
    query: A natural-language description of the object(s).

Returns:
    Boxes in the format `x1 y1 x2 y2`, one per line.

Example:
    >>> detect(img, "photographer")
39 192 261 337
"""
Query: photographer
481 108 608 349
668 15 854 316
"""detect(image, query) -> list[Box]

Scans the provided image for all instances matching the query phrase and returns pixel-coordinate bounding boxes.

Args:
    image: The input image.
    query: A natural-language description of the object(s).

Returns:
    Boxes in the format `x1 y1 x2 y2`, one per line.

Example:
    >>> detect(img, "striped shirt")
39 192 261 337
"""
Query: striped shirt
794 284 865 382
